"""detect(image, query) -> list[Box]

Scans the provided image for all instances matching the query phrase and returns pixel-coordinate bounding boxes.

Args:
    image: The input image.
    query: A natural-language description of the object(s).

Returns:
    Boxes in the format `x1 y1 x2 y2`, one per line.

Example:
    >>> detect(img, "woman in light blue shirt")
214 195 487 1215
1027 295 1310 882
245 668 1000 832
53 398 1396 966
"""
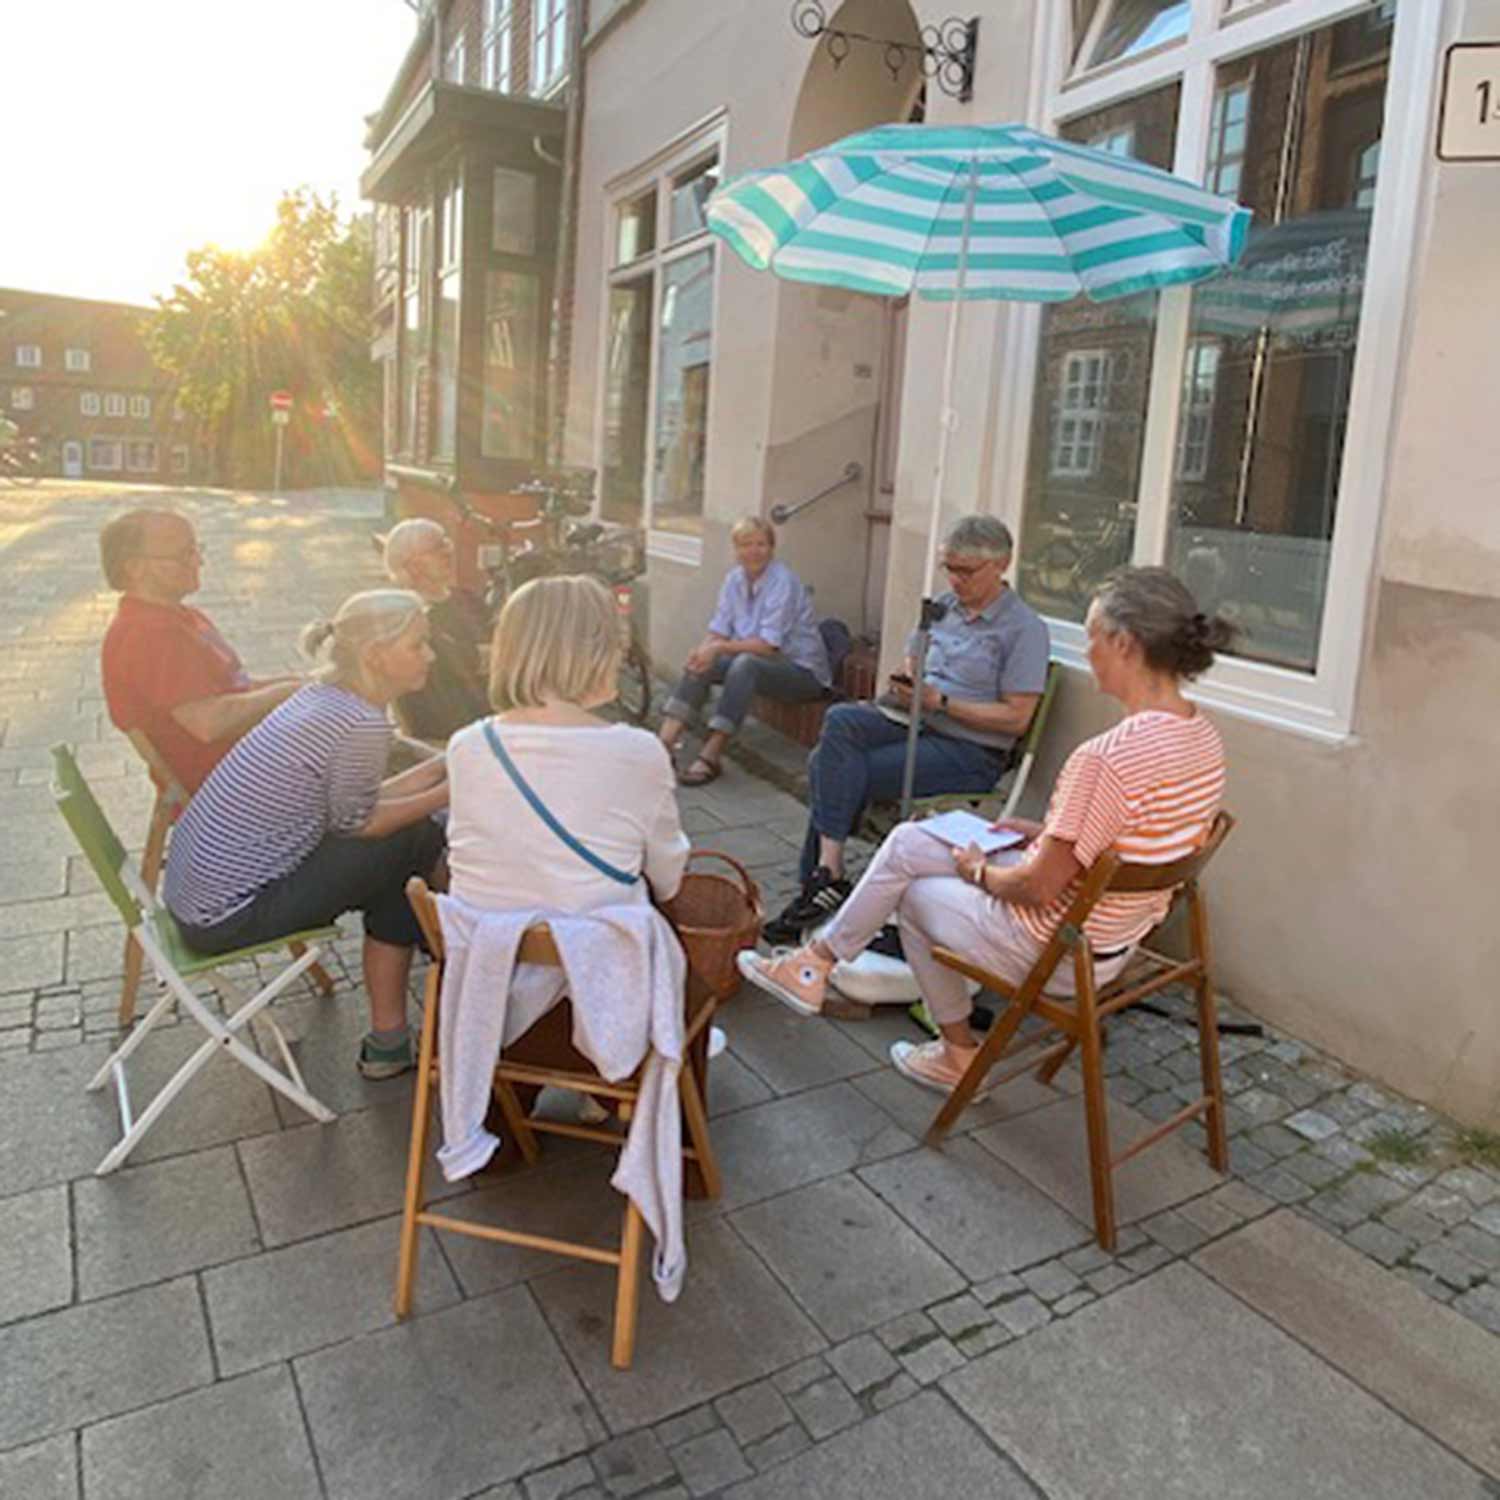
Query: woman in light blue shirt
659 516 831 785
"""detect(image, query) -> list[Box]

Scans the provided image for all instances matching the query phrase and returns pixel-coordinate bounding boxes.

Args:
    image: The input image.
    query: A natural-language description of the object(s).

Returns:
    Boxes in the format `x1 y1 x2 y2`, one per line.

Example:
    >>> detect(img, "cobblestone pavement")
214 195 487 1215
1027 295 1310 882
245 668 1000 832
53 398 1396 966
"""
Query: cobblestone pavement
0 481 1496 1499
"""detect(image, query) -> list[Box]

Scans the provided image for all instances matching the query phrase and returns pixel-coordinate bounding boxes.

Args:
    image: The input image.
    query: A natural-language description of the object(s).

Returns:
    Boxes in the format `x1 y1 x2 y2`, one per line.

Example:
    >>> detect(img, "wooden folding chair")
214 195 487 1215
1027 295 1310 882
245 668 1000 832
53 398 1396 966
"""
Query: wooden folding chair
51 745 338 1175
396 878 722 1369
924 811 1235 1251
116 728 335 1027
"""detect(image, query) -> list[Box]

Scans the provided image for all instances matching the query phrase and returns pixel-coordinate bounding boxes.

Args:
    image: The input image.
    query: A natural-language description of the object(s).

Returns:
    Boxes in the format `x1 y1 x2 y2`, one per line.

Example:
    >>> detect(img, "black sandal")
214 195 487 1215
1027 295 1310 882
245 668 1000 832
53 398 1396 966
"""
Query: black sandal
678 756 722 787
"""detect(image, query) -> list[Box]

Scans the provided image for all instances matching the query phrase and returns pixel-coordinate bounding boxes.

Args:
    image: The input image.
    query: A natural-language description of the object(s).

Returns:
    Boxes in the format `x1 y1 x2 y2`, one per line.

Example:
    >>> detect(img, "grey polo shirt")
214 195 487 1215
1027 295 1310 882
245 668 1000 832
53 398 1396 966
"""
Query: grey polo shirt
904 586 1050 751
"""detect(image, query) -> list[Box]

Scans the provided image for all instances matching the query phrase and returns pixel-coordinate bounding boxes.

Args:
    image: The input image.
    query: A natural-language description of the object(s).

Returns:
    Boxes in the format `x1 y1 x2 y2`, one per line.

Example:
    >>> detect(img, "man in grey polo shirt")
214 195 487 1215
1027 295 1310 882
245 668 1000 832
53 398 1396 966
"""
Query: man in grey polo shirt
766 515 1049 942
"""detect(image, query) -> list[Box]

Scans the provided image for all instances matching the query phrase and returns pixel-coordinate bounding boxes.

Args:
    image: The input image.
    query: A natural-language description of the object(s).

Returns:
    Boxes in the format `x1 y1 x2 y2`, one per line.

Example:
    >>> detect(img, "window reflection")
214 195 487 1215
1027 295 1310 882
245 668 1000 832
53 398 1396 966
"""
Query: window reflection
1092 0 1190 67
1168 11 1393 672
1018 84 1180 623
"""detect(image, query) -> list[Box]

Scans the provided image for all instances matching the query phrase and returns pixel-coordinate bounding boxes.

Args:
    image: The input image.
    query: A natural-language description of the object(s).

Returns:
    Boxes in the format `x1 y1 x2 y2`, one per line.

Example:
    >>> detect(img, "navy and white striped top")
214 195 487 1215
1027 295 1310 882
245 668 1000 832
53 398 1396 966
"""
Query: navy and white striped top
163 683 391 928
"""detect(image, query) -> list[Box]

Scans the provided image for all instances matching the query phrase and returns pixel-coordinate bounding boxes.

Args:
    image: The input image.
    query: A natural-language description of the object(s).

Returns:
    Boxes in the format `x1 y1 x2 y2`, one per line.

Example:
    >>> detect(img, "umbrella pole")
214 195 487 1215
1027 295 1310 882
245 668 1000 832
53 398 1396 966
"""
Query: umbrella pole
900 162 978 818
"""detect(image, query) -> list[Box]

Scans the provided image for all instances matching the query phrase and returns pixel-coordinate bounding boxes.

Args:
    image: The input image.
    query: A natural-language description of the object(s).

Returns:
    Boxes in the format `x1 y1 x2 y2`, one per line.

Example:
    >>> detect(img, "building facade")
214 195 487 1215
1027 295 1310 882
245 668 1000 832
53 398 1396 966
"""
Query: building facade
0 288 209 483
545 0 1499 1126
361 0 582 559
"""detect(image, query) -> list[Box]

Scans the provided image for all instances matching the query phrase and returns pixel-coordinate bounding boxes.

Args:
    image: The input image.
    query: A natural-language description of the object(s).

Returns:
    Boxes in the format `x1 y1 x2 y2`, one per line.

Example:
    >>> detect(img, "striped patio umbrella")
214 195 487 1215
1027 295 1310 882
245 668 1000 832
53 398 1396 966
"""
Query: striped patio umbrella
707 122 1250 812
707 122 1251 594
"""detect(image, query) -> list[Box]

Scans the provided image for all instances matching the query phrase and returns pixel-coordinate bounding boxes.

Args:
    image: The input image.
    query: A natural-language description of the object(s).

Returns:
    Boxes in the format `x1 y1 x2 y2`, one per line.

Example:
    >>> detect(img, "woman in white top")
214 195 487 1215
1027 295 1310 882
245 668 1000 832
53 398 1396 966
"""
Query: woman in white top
446 574 689 913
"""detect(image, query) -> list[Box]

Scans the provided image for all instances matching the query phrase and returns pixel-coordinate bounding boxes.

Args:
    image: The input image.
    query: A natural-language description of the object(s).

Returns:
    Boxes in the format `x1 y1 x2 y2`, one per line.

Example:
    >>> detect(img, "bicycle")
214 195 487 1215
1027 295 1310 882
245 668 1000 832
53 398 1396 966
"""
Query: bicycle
450 471 655 726
1027 499 1138 610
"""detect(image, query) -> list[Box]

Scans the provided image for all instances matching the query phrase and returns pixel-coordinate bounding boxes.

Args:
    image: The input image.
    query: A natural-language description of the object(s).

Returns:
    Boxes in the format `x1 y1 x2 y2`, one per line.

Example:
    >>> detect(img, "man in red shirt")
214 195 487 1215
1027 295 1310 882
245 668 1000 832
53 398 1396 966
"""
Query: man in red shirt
99 509 303 794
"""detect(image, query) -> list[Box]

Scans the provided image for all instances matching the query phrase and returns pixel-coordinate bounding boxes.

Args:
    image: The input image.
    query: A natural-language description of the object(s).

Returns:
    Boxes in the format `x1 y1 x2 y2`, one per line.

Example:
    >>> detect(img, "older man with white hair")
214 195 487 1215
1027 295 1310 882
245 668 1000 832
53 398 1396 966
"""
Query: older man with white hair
379 517 492 741
764 514 1050 943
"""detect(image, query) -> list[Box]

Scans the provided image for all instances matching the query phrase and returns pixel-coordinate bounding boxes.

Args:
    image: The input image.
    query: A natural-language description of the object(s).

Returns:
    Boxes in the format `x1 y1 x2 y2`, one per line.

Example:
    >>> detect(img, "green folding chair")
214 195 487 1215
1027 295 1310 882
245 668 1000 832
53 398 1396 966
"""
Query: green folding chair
51 744 338 1175
861 659 1062 845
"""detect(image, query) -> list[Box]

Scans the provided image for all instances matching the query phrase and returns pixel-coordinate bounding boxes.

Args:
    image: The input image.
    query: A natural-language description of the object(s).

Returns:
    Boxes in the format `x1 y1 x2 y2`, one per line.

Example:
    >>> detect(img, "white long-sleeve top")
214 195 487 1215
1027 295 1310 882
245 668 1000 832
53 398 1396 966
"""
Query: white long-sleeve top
433 895 690 1300
446 719 689 911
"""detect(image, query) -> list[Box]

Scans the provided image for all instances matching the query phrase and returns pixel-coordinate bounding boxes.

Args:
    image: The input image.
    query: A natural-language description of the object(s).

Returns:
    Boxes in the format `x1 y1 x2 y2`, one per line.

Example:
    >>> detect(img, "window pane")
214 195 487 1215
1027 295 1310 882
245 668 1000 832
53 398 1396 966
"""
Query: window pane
669 158 719 242
481 270 539 459
1092 0 1189 66
601 276 653 527
492 168 536 255
1017 83 1180 623
1168 15 1394 672
653 249 713 534
432 270 460 462
616 190 656 264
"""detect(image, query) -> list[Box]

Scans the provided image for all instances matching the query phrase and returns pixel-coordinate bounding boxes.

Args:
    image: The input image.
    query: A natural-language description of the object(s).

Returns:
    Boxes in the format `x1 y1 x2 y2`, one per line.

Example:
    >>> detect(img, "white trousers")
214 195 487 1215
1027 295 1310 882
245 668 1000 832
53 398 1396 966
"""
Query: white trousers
821 823 1130 1026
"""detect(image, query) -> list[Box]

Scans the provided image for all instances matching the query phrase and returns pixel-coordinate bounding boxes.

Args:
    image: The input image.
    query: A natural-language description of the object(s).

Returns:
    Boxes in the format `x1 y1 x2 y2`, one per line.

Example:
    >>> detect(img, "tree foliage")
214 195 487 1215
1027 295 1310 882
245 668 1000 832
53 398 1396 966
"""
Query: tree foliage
142 189 379 488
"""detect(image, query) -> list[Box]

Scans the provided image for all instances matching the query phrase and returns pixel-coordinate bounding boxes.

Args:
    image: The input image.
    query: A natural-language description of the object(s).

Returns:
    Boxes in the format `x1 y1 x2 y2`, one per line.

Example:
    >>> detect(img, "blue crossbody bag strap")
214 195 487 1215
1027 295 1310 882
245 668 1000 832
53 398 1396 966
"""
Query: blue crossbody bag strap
482 719 639 887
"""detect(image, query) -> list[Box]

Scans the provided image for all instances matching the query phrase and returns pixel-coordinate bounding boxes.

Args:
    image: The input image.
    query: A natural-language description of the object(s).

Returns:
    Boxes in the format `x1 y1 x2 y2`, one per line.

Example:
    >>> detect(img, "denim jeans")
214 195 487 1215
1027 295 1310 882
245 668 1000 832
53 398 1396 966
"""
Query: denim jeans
798 703 1007 880
664 652 826 736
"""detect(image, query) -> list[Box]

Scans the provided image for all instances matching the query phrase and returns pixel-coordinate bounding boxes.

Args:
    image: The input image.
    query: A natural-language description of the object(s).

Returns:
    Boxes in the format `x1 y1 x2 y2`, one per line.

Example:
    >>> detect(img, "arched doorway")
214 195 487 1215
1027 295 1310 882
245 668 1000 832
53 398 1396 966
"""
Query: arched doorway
762 0 925 641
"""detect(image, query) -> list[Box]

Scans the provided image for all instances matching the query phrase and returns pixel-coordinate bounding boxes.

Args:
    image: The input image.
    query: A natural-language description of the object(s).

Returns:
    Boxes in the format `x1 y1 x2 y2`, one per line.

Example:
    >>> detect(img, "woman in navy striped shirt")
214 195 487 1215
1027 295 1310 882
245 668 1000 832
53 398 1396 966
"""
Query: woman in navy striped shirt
164 590 448 1079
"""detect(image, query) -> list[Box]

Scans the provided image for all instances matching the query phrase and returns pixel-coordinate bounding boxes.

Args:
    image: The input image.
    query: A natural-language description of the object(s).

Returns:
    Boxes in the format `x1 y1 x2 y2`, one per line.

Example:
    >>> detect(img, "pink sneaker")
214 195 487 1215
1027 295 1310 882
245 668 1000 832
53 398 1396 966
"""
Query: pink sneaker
890 1038 987 1096
736 945 831 1016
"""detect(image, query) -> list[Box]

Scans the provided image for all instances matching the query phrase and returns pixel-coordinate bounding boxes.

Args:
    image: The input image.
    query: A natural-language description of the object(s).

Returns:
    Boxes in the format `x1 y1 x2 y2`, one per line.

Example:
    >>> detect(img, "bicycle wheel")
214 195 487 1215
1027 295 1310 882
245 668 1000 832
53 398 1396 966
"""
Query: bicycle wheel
1034 538 1082 597
616 641 653 725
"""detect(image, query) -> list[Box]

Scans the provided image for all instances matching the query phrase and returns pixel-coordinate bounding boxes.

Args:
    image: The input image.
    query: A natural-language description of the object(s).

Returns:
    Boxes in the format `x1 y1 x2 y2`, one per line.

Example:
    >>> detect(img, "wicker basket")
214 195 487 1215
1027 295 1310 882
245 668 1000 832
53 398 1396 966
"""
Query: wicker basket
660 850 763 1001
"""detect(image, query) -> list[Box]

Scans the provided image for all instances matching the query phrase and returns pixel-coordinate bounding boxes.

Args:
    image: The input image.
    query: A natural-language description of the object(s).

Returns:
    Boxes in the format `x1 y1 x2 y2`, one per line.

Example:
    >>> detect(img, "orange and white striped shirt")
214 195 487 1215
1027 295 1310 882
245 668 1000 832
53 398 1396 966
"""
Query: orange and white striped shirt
1012 709 1226 952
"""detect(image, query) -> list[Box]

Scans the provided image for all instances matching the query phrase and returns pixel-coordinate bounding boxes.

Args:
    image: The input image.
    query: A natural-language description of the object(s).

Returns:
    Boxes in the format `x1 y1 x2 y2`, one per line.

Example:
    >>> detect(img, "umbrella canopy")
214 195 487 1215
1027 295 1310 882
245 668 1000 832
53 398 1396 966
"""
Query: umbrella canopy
1187 209 1370 343
707 122 1251 304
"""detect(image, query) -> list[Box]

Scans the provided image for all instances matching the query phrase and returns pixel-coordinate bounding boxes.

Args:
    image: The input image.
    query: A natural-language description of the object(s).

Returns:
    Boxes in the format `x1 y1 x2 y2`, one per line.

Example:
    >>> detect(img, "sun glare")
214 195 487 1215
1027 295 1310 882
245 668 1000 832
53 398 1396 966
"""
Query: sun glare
1 1 417 306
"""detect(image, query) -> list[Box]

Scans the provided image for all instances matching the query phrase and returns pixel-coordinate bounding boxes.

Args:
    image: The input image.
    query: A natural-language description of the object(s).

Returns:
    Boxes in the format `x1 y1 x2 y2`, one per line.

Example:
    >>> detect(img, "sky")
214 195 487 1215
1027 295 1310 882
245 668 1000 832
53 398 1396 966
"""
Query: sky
0 0 421 307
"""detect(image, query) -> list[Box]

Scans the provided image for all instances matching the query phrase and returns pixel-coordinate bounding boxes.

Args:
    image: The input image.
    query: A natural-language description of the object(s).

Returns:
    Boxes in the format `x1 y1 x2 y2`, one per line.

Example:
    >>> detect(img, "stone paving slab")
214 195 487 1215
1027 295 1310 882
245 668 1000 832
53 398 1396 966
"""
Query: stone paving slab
693 1080 914 1214
203 1213 461 1376
723 1389 1038 1498
80 1366 322 1500
296 1287 603 1500
1194 1209 1500 1479
860 1137 1092 1280
719 992 878 1096
973 1094 1223 1228
528 1217 826 1434
945 1262 1486 1500
0 1433 78 1500
73 1143 261 1299
0 1183 72 1325
0 1275 212 1449
730 1174 966 1340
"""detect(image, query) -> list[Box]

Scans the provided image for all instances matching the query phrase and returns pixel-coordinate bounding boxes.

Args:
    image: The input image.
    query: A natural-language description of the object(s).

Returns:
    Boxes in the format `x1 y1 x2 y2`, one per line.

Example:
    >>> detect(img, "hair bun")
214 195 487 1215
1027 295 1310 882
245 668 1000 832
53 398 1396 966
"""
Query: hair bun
298 617 337 659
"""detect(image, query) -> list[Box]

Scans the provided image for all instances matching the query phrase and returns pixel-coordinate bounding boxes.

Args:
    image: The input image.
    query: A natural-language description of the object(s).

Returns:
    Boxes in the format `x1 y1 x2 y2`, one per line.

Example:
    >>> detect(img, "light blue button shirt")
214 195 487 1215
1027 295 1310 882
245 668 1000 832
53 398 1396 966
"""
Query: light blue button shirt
708 558 831 687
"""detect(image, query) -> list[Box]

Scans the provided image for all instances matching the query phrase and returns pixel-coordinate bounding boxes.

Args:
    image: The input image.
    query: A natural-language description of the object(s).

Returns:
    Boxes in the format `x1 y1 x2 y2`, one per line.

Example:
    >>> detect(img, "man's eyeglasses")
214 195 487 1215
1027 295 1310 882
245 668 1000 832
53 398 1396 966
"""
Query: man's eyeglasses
941 558 992 579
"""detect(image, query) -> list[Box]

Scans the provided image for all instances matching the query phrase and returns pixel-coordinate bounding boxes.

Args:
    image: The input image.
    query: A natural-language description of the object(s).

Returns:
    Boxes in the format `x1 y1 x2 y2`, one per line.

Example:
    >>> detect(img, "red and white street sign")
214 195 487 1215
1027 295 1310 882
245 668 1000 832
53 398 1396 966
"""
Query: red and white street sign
269 390 293 411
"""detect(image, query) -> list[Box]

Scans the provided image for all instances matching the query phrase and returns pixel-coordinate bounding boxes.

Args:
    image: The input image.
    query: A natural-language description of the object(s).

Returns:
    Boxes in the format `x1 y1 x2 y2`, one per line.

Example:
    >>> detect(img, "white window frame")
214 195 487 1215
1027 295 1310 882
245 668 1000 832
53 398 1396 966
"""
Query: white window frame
1051 350 1110 477
594 113 726 568
444 30 466 84
10 386 33 411
104 393 126 417
125 439 158 473
130 394 151 419
997 0 1444 742
65 347 91 373
531 0 568 97
88 438 122 472
16 345 41 368
81 392 101 416
1206 79 1251 198
1175 338 1218 481
171 444 190 475
484 0 513 92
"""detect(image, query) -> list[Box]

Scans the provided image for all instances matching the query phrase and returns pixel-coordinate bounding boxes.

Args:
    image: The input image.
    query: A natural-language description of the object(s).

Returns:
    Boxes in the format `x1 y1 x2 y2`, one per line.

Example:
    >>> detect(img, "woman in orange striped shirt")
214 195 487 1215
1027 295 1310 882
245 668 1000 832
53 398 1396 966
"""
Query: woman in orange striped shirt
739 567 1232 1094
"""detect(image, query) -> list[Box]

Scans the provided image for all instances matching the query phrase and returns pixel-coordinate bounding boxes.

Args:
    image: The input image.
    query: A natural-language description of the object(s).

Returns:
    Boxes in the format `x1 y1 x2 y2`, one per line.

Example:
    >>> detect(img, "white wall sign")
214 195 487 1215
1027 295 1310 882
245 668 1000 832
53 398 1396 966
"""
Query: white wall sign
1438 43 1500 161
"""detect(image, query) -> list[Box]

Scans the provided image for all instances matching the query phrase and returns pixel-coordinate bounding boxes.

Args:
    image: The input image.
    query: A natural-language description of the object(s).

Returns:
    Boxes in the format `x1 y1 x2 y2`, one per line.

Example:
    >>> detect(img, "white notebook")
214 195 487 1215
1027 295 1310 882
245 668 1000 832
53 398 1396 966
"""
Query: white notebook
917 809 1026 855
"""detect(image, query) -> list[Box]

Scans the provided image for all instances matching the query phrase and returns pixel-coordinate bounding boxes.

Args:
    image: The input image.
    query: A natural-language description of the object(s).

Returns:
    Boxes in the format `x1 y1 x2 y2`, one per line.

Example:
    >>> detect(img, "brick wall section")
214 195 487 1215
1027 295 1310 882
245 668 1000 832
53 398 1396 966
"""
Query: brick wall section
0 287 206 481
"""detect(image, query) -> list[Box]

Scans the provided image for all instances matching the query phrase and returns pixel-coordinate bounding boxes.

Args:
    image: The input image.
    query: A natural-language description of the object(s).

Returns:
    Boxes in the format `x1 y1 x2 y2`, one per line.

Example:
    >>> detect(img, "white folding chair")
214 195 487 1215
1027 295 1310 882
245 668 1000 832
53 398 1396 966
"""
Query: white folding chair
51 744 337 1175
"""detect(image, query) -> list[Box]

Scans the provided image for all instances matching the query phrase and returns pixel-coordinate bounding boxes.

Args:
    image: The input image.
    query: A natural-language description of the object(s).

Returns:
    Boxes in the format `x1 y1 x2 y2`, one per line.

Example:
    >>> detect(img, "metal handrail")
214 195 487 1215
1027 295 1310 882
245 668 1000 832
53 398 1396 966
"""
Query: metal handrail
769 461 863 524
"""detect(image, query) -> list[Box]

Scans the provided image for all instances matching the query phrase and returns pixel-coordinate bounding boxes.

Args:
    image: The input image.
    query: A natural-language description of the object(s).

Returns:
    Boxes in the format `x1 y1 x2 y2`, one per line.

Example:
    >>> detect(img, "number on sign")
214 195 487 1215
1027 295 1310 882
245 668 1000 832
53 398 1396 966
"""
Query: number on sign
1481 79 1494 126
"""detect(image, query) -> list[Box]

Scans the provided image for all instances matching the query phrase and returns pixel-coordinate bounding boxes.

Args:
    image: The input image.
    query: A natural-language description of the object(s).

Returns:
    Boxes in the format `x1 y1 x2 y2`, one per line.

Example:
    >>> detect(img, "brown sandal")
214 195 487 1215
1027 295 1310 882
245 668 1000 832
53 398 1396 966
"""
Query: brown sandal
678 756 722 787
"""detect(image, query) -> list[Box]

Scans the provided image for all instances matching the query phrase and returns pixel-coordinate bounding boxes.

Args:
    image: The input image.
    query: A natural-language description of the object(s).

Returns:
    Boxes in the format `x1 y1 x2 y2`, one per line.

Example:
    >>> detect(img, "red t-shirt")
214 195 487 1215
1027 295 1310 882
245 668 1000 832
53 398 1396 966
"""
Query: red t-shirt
101 595 252 793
